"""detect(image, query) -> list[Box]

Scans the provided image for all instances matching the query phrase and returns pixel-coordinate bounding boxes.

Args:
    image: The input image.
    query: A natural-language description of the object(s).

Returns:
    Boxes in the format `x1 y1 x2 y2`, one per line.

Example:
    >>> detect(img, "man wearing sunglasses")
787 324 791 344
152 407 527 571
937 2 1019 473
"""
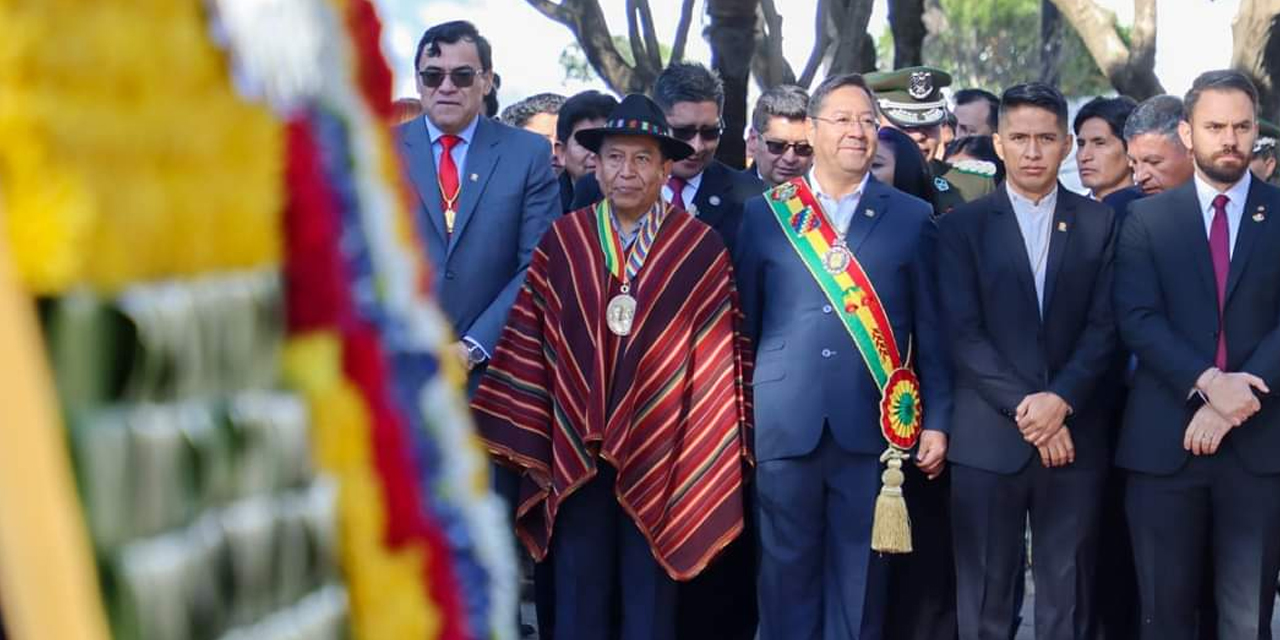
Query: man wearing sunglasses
747 85 815 188
573 63 764 257
397 20 559 389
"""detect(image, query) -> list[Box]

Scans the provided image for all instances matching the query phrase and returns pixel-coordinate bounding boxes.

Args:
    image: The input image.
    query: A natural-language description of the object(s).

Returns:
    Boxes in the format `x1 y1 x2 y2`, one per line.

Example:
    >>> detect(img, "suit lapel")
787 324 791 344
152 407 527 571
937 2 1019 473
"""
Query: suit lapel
1174 182 1219 305
1042 186 1076 315
992 188 1041 318
845 177 890 254
401 118 447 244
449 117 500 256
1225 178 1271 304
692 161 727 230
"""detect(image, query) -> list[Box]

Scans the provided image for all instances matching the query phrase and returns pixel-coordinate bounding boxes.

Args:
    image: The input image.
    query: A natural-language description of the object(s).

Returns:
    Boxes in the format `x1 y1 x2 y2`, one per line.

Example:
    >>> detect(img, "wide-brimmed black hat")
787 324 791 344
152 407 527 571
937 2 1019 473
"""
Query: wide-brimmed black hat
574 93 695 161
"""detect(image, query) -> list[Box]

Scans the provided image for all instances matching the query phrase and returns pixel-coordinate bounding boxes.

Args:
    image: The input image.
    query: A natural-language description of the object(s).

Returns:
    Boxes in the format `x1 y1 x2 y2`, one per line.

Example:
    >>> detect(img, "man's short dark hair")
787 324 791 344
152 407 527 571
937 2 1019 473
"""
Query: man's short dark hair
500 93 566 129
557 90 619 144
999 83 1069 131
1072 96 1139 147
752 85 809 133
808 73 877 118
955 88 1000 131
652 62 725 113
1123 95 1185 145
415 20 492 71
1184 69 1259 120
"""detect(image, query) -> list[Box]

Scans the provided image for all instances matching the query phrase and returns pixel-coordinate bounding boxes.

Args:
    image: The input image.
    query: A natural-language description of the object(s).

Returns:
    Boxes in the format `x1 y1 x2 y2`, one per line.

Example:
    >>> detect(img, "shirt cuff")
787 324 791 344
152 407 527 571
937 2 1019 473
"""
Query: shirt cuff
462 336 490 363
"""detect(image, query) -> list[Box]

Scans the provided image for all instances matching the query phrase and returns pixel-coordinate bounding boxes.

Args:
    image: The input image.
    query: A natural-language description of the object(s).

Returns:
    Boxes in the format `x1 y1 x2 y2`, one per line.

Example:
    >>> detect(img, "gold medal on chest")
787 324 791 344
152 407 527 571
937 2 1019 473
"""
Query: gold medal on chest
606 285 637 336
822 243 853 274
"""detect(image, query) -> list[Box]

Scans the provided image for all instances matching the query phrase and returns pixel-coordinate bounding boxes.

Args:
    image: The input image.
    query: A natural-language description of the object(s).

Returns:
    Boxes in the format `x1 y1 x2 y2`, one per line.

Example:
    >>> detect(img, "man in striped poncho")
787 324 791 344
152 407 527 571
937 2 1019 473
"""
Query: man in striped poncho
471 93 752 640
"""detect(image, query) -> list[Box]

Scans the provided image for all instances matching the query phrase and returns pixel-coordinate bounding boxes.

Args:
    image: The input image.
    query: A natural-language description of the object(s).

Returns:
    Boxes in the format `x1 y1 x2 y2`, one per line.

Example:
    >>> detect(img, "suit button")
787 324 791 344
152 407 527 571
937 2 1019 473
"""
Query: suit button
445 270 456 280
822 304 833 314
822 348 834 358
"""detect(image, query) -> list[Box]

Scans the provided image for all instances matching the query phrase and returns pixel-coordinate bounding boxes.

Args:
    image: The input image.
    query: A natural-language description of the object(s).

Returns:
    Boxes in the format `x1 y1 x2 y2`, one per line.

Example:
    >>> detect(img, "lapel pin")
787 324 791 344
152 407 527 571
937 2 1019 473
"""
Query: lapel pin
469 173 478 182
864 208 875 217
709 195 722 206
1254 206 1266 222
1057 221 1068 232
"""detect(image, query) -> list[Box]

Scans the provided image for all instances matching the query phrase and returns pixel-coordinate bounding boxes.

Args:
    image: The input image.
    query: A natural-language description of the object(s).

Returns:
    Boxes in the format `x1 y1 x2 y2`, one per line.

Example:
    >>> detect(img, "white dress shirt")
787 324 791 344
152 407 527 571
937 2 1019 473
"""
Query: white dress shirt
663 170 703 214
1007 183 1058 315
1193 170 1251 259
809 169 870 235
425 114 480 177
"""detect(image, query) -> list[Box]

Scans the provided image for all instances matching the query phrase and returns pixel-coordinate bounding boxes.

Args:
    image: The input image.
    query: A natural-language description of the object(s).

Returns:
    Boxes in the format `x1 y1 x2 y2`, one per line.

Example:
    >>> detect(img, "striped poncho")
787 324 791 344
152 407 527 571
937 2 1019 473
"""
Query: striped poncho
471 204 752 581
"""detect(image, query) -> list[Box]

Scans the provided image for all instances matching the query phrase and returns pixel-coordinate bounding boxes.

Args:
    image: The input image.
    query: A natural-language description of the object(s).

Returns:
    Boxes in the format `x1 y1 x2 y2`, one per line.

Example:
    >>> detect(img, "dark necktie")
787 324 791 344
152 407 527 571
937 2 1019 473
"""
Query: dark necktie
667 175 687 211
439 134 461 236
1209 193 1231 370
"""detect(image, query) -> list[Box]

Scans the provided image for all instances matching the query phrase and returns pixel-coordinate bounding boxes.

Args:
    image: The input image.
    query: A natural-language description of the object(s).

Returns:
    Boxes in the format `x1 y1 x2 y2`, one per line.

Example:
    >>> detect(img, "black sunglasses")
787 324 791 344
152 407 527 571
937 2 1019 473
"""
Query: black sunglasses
762 138 814 157
671 124 723 142
419 67 481 89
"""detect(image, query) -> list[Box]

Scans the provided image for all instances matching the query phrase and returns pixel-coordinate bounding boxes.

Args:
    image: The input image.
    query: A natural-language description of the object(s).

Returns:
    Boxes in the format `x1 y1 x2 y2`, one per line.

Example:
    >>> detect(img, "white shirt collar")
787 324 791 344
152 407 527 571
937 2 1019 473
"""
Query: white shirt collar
425 113 481 146
1006 182 1059 211
807 168 869 202
1193 169 1251 215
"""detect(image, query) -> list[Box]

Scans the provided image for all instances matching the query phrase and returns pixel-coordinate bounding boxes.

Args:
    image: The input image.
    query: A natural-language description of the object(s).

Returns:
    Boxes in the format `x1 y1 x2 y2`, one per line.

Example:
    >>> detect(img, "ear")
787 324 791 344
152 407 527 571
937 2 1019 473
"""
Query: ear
661 158 675 178
1178 120 1194 151
992 133 1007 163
807 118 818 144
1059 134 1074 163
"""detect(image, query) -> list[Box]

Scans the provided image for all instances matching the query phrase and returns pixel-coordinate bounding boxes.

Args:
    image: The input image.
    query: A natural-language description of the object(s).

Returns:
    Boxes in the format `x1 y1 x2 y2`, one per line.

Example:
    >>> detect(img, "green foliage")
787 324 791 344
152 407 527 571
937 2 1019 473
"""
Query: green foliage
922 0 1110 97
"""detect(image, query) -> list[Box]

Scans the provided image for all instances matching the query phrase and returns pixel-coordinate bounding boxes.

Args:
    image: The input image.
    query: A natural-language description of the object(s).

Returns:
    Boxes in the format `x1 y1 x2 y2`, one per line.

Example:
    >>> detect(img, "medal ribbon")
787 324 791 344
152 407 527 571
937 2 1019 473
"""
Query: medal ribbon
594 199 672 285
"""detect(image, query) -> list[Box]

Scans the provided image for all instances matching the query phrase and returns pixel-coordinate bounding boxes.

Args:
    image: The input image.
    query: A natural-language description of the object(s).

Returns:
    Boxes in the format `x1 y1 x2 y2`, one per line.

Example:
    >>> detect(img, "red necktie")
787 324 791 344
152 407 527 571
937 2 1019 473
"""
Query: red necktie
1209 194 1231 370
438 134 461 235
667 175 687 211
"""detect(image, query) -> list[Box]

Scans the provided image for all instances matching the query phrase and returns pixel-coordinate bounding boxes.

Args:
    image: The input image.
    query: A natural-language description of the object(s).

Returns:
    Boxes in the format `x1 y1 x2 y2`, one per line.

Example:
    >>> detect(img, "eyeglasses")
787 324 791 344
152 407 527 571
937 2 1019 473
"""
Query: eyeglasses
419 67 481 89
761 138 814 157
811 115 879 132
671 124 723 142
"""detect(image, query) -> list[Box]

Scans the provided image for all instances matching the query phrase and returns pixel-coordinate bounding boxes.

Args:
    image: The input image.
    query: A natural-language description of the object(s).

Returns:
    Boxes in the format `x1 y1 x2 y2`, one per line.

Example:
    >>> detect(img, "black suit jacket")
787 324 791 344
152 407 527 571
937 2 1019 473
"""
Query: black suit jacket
571 159 765 255
939 185 1118 473
1115 178 1280 475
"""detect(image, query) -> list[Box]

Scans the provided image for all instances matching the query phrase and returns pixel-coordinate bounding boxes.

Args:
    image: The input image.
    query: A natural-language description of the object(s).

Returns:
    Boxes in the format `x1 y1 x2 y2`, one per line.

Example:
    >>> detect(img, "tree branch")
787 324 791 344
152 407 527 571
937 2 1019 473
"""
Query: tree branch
756 0 798 86
635 0 664 70
670 0 697 63
1049 0 1163 98
1130 0 1157 68
625 0 650 74
525 0 568 22
799 0 830 87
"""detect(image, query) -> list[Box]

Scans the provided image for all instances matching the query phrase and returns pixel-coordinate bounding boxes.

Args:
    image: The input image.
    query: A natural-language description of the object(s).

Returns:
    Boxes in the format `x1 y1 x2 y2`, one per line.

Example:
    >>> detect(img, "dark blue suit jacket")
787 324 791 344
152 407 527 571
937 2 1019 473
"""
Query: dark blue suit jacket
735 177 952 462
396 116 560 366
938 185 1118 474
571 159 764 256
1115 178 1280 475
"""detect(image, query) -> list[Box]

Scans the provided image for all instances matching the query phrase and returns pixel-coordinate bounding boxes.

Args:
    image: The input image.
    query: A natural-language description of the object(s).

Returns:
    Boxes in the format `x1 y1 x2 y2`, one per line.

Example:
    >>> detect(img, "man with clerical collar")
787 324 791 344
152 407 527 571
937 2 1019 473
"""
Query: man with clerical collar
472 93 751 640
572 63 764 256
735 72 951 640
938 82 1120 640
1115 69 1280 640
747 84 815 187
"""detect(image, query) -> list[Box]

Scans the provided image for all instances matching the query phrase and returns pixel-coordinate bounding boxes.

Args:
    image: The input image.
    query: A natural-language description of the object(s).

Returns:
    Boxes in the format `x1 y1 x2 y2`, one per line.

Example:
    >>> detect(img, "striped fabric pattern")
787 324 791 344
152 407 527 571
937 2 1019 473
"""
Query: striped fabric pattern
471 206 752 581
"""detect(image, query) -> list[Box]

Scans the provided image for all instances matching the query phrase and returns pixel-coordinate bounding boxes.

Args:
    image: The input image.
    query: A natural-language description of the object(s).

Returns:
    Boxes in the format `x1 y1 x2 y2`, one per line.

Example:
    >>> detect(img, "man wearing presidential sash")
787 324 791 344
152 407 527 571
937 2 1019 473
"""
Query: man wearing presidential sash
735 73 952 640
472 94 751 640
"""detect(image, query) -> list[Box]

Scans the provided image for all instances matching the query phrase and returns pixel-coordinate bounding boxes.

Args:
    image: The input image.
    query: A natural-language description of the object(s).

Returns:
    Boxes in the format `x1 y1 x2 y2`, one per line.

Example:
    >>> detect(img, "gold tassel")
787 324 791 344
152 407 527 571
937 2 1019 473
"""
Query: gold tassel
871 448 913 554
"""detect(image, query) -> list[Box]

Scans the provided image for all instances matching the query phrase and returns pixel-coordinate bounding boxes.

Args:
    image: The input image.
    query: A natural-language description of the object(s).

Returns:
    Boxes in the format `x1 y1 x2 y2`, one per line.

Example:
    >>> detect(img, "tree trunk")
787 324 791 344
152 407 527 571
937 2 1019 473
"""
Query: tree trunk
1232 0 1280 119
827 0 878 75
890 0 926 69
752 0 798 89
708 0 760 169
1040 0 1062 86
1048 0 1163 99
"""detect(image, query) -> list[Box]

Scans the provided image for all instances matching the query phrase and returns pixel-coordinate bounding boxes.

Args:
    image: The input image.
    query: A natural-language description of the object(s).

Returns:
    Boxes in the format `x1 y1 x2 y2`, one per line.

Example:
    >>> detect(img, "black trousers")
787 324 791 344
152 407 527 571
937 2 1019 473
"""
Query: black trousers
952 458 1106 640
1126 449 1280 640
677 484 758 640
887 464 958 640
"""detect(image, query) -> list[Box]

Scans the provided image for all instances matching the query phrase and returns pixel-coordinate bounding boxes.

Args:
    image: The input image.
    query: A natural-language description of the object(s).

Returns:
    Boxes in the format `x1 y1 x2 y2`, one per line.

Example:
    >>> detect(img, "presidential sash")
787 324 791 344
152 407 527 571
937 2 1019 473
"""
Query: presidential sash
765 176 922 553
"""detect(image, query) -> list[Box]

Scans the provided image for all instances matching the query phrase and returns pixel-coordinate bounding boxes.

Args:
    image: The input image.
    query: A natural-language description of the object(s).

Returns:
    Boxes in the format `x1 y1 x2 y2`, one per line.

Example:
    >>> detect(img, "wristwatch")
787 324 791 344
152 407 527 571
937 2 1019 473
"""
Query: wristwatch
465 340 488 367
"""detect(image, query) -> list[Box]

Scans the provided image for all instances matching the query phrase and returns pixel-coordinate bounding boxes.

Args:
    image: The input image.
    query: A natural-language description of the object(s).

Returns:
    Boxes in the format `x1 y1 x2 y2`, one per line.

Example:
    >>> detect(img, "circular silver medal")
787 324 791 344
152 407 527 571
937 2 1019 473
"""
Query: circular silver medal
822 244 853 274
606 293 637 336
